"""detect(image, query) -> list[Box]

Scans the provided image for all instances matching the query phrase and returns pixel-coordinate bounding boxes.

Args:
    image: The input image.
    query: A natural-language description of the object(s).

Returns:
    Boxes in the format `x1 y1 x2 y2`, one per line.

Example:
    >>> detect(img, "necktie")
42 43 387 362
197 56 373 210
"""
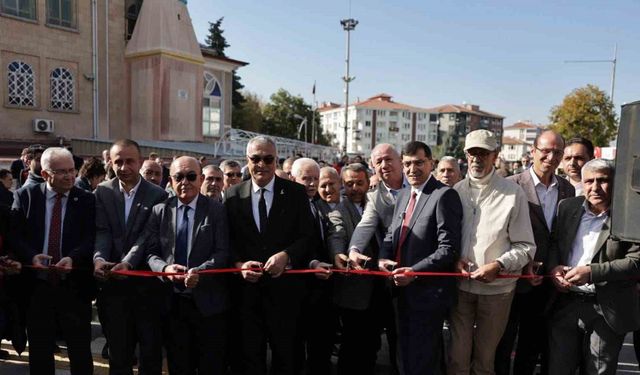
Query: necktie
47 193 63 264
175 205 190 267
259 188 268 234
395 191 417 264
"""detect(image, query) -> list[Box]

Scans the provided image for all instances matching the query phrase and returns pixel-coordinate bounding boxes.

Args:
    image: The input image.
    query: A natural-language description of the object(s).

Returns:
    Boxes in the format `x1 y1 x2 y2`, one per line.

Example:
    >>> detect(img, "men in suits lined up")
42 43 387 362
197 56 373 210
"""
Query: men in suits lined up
379 141 463 375
225 136 315 375
496 130 575 375
93 139 168 375
547 159 640 374
346 143 406 373
292 158 336 375
327 162 372 374
143 156 230 374
11 147 96 374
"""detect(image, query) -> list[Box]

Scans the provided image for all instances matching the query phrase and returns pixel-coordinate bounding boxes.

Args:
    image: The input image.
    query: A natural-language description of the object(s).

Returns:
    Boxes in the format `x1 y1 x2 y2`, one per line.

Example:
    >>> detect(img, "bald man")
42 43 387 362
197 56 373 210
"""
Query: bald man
140 160 163 186
142 156 230 374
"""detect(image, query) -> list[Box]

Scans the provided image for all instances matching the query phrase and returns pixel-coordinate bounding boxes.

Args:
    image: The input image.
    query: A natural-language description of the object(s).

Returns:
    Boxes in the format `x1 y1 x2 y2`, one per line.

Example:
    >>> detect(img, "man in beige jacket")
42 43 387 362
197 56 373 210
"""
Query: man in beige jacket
448 129 536 375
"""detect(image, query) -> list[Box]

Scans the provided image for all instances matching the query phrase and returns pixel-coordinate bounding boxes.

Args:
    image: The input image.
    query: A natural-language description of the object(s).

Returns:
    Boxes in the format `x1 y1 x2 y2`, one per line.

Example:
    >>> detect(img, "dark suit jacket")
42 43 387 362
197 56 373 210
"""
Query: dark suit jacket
311 198 333 264
381 177 463 310
94 177 168 268
9 159 24 182
10 183 96 300
328 198 379 310
548 196 640 334
0 185 13 208
143 195 230 316
507 170 574 292
74 177 92 192
225 176 314 268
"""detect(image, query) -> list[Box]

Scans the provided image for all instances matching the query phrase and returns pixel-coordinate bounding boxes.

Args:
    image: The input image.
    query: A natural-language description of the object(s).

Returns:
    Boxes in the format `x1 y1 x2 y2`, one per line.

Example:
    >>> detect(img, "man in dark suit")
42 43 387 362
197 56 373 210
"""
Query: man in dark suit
327 162 375 375
291 158 335 375
378 141 463 375
93 139 168 375
11 147 95 374
142 156 230 374
10 148 29 189
547 159 640 374
225 135 314 375
496 130 574 375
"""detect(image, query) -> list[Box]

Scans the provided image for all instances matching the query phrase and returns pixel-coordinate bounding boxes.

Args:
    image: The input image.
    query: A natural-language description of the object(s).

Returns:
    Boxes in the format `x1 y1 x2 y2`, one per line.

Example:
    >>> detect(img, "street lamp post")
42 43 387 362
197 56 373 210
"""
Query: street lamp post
340 18 358 156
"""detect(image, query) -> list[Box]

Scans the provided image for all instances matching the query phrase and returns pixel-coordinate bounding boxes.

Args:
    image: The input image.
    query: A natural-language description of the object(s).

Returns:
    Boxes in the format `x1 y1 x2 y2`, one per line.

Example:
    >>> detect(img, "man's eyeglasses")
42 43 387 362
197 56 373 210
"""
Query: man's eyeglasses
248 155 275 165
172 172 199 182
224 172 243 178
402 159 429 168
47 168 77 177
534 147 564 159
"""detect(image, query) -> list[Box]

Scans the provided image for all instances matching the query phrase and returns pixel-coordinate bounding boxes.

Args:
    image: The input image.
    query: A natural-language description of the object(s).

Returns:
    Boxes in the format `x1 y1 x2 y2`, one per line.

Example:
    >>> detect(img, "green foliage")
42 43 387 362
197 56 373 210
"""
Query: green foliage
205 18 229 56
232 92 263 132
549 84 618 146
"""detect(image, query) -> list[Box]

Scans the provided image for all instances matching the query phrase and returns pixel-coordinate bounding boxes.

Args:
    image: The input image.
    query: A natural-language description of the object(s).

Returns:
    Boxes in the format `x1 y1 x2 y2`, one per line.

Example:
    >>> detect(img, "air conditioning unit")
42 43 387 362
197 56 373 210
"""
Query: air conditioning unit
33 119 54 133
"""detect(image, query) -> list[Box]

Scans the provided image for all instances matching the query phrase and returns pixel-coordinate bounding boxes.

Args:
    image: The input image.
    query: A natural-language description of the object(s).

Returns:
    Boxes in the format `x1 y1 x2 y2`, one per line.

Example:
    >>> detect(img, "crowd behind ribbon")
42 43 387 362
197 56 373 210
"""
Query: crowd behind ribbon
0 129 638 375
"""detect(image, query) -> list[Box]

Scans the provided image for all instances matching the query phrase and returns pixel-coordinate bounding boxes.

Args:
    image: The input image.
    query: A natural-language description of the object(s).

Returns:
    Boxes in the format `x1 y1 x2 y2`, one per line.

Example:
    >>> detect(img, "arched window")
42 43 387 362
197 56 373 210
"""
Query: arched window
203 71 222 137
50 67 74 111
7 60 35 107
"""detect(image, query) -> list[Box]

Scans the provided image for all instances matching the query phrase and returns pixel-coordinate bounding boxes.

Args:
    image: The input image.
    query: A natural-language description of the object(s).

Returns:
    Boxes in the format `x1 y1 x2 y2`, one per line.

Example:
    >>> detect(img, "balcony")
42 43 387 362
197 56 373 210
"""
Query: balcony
389 127 399 132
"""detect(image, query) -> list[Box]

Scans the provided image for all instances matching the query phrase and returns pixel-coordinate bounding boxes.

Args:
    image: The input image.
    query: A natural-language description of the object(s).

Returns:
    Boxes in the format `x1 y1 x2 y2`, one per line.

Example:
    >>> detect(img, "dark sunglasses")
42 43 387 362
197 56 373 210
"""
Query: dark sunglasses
248 155 275 165
224 172 243 178
172 172 199 182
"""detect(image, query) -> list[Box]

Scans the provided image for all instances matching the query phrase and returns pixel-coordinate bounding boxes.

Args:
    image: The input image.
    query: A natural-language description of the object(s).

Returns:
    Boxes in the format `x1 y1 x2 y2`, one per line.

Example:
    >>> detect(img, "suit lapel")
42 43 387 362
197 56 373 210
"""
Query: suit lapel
391 190 410 252
166 198 177 263
521 171 547 228
239 180 259 235
267 177 285 234
61 188 78 254
35 184 47 250
592 216 611 261
190 194 208 253
111 179 127 233
408 178 436 230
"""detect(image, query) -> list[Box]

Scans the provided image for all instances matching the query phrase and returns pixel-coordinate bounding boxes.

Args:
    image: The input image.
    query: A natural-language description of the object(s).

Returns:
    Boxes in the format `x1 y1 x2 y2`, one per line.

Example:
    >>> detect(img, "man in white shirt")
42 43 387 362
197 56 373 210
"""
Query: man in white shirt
547 159 640 375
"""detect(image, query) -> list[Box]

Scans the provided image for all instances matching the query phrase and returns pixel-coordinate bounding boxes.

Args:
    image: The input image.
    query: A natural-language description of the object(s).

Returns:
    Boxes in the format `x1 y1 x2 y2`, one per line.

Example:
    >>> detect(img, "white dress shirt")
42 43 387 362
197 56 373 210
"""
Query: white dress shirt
251 177 275 231
119 177 142 225
529 168 559 230
177 195 199 257
568 200 609 294
42 184 69 255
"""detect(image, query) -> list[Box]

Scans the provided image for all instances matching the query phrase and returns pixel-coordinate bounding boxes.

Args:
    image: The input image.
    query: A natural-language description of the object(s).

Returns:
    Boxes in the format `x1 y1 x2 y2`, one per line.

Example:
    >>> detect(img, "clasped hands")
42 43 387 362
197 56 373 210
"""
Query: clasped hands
238 251 290 283
33 254 72 274
345 250 414 287
550 265 591 292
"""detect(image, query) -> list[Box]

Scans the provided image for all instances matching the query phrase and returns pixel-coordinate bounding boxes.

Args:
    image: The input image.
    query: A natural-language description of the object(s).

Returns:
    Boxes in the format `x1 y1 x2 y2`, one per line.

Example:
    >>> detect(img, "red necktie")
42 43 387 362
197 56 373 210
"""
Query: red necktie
395 191 417 264
47 193 63 264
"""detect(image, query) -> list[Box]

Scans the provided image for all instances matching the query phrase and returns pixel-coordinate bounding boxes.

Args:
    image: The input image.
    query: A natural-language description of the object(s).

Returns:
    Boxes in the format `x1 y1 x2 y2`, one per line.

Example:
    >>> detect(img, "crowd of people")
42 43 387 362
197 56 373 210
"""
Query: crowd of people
0 129 637 375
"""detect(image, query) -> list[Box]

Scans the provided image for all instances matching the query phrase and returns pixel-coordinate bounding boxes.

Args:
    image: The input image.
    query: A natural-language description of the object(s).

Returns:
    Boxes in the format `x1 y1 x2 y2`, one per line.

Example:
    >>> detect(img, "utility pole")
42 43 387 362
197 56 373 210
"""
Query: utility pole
340 18 358 156
564 43 618 102
311 81 317 144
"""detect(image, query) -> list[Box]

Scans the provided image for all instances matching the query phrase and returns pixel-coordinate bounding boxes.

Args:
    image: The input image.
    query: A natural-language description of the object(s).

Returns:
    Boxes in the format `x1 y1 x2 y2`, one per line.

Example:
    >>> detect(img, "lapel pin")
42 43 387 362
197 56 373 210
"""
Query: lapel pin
280 189 284 195
73 197 78 202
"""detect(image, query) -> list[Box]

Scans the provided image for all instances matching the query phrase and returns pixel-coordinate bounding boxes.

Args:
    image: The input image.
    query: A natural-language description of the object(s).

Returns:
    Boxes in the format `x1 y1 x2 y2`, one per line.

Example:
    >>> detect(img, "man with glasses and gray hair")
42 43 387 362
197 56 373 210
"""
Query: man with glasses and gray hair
448 130 536 375
11 147 95 374
495 130 575 375
225 136 314 375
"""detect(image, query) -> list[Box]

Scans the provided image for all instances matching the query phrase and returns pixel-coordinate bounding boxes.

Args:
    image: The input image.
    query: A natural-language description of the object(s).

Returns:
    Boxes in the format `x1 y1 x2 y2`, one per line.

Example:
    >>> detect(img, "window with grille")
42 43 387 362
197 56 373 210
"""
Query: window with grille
1 0 36 20
7 60 35 107
203 71 222 137
47 0 77 29
50 67 74 111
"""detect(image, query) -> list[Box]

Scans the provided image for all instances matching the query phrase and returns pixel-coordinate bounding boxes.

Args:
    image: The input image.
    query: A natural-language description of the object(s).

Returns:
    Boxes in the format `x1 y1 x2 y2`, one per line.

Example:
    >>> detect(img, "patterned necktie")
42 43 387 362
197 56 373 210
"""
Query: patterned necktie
175 205 190 267
259 188 268 234
395 191 417 264
47 193 63 264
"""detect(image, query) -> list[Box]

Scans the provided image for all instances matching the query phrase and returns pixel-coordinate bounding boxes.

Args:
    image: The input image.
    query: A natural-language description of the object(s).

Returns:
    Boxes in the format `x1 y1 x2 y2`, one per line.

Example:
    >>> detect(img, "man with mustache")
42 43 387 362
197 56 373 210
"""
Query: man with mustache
562 137 594 196
201 164 224 201
448 130 536 375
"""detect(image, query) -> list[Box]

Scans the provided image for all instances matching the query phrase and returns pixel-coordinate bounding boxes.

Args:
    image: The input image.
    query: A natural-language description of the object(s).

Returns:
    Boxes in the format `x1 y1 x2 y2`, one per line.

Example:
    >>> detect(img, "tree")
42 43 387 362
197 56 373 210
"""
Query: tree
549 84 617 146
205 17 246 112
233 92 264 132
261 89 332 146
205 18 229 56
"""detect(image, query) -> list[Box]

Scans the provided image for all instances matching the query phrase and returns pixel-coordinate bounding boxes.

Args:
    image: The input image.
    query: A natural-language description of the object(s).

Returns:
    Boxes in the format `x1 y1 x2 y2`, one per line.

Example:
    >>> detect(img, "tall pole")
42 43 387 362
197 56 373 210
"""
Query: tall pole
311 81 317 144
564 43 618 102
341 18 358 156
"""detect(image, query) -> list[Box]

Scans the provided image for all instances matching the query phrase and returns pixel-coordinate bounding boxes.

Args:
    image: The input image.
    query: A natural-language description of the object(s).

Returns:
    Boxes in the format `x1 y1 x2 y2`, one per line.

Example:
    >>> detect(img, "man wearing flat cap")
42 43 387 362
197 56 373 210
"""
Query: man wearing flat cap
447 130 536 375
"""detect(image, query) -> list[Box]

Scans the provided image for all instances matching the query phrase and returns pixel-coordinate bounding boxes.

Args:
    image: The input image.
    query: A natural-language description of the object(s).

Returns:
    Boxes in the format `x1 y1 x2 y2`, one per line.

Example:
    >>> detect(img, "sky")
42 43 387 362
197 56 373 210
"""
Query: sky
187 0 640 126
